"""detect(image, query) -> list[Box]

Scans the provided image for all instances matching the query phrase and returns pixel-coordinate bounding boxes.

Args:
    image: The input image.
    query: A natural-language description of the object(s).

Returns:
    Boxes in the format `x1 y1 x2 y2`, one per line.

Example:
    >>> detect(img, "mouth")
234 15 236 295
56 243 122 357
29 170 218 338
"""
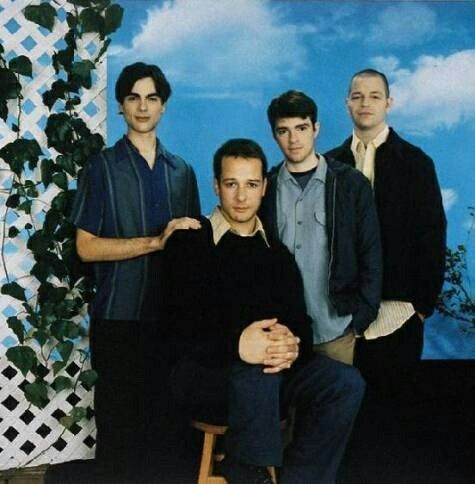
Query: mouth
135 116 150 122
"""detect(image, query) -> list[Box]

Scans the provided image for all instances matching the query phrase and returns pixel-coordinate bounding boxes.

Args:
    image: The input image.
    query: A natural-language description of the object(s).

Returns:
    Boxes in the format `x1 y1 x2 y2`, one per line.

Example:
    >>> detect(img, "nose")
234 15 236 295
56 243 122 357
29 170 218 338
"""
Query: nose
236 186 247 202
138 99 147 111
289 129 298 143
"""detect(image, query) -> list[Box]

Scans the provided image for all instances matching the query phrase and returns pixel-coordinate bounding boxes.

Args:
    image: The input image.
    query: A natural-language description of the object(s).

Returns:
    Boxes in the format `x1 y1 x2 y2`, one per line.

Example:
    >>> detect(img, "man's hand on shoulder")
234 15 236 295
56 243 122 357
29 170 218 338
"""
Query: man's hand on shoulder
155 217 202 250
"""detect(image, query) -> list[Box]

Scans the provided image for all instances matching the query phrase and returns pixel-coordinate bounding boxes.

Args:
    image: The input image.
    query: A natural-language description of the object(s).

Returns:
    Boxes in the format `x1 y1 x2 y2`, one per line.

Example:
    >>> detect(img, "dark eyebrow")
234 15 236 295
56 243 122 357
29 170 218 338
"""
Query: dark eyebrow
127 92 160 98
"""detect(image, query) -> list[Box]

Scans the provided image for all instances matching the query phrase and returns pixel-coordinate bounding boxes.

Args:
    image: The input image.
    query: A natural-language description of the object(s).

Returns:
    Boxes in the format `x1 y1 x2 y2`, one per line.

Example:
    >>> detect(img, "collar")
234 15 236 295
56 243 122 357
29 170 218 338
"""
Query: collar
122 135 177 168
209 207 270 247
351 125 389 152
279 153 327 184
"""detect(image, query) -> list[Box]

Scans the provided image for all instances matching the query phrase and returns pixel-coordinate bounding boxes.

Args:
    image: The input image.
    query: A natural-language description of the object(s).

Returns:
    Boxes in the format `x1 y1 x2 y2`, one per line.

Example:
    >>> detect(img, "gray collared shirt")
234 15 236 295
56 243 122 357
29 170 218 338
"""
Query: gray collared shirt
276 155 351 344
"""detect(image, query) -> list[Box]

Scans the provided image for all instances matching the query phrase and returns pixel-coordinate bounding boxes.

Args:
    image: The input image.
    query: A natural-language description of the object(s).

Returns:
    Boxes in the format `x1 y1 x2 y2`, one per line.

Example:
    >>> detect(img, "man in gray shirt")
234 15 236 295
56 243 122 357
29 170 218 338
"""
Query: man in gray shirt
260 90 382 365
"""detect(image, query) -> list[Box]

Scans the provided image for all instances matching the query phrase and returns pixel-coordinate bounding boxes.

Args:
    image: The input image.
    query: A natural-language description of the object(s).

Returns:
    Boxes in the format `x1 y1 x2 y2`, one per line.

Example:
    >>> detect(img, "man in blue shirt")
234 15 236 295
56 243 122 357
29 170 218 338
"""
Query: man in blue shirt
71 62 200 480
260 90 382 366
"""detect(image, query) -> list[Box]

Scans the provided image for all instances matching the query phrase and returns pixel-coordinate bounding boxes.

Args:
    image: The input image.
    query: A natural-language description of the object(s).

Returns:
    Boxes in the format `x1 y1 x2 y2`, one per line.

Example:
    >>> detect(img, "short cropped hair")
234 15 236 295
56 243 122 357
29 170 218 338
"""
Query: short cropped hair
115 62 171 104
348 69 390 98
267 90 318 132
213 138 268 180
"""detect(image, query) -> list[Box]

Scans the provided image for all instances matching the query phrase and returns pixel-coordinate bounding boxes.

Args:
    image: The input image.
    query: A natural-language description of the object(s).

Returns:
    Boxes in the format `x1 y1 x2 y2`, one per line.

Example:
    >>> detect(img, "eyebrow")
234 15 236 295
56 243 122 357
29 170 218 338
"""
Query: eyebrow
127 91 160 98
221 177 262 183
276 121 312 130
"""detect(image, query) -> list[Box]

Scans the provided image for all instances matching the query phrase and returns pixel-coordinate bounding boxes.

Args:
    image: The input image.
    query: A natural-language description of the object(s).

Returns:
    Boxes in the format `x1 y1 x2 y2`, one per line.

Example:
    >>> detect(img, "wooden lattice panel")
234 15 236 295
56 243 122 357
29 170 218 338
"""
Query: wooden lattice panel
0 0 106 470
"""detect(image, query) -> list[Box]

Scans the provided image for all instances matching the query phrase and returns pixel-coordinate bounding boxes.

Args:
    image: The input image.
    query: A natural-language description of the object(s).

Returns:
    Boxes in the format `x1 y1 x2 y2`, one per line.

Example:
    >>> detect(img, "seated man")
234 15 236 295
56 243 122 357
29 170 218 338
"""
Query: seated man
160 138 365 484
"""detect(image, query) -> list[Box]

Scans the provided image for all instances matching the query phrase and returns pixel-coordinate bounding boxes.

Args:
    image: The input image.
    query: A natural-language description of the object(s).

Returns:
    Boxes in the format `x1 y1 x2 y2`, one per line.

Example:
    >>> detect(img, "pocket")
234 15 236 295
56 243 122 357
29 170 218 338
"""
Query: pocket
314 207 326 227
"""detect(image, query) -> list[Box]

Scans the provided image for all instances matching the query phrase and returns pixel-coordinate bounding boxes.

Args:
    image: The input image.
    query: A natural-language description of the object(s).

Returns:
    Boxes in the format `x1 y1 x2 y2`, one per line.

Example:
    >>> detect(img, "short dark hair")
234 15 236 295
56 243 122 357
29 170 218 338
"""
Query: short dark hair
348 69 390 98
213 138 268 180
115 62 172 104
267 90 318 132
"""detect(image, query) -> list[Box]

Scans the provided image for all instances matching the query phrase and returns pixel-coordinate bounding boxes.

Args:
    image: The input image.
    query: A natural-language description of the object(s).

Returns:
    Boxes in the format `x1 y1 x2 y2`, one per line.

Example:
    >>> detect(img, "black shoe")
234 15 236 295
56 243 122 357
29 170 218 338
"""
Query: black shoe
219 457 274 484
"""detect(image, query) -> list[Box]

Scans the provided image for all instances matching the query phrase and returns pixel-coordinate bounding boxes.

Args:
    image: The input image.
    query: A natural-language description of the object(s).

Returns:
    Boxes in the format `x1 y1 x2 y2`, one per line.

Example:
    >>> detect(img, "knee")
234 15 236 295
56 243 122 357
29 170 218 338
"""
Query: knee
230 362 282 394
335 365 365 409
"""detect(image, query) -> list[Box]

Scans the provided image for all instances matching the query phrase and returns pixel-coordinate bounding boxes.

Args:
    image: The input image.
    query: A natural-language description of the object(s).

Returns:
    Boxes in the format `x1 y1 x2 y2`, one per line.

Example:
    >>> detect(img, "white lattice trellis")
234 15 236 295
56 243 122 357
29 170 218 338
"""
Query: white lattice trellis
0 0 106 470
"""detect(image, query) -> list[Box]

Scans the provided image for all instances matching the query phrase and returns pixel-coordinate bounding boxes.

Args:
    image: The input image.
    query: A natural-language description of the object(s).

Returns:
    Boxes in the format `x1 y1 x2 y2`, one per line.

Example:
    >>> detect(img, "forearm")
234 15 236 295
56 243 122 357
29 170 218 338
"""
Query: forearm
77 232 160 262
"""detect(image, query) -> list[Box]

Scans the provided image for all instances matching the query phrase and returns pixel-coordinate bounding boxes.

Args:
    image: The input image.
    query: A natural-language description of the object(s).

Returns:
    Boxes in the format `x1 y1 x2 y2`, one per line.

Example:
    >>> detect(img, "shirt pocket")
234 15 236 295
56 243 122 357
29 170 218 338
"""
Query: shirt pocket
313 206 326 228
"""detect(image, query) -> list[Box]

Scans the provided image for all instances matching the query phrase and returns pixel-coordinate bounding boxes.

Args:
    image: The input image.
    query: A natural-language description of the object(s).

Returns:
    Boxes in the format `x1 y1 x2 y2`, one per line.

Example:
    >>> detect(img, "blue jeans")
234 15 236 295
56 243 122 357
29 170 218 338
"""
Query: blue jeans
171 353 365 483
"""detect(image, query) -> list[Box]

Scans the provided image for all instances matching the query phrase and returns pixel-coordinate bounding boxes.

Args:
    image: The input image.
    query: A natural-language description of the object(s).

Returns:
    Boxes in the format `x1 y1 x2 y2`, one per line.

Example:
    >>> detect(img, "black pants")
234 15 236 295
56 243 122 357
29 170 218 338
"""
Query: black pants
354 313 424 400
90 319 177 483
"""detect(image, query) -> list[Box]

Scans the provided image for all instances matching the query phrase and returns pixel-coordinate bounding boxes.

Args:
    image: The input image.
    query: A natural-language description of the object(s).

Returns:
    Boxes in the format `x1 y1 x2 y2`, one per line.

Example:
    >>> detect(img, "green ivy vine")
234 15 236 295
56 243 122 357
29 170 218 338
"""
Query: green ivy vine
0 0 123 432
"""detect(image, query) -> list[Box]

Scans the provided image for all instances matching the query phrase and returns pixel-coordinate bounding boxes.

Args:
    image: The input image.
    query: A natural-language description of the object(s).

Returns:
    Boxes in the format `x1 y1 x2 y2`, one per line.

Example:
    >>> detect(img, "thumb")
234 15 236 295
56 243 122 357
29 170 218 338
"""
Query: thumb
253 318 278 329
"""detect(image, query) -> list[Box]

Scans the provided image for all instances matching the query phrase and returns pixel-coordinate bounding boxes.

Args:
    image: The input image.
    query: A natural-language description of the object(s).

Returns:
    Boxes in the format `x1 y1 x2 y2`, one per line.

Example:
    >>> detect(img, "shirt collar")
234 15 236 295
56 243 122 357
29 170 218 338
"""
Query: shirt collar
209 207 270 247
122 135 177 168
351 124 389 152
278 153 327 184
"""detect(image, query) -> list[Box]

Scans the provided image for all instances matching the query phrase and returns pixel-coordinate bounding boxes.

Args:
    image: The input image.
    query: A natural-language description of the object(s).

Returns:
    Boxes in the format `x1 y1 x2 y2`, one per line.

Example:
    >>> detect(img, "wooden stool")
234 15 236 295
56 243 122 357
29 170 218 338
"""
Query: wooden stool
191 420 279 484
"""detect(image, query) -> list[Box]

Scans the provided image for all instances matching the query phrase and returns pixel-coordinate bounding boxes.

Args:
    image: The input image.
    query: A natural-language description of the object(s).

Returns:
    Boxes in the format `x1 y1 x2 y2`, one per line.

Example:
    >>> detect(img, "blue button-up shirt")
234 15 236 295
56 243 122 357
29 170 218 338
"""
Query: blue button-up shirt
71 136 172 321
276 155 351 343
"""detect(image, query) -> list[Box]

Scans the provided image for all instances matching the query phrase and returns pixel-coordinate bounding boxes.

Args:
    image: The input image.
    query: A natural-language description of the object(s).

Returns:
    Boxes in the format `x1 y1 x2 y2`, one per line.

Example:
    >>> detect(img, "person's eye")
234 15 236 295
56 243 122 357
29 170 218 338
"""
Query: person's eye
248 182 259 188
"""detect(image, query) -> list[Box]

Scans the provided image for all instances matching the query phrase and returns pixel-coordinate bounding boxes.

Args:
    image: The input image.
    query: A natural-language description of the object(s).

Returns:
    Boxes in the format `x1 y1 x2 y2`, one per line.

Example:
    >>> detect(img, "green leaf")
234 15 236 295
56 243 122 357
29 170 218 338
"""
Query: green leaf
0 138 42 176
25 222 33 230
45 113 73 152
51 319 84 340
8 226 19 238
53 376 73 392
56 154 76 177
7 316 25 344
9 55 33 77
18 199 32 214
104 4 123 35
56 340 73 363
27 230 50 255
70 406 87 421
60 415 74 429
78 369 98 390
41 158 54 188
6 194 20 208
24 382 49 408
0 99 8 121
23 3 57 32
69 60 95 89
0 68 21 100
43 209 61 235
1 281 26 301
38 282 68 305
68 0 94 7
79 8 104 35
33 329 49 346
53 360 66 376
6 346 37 376
52 172 68 190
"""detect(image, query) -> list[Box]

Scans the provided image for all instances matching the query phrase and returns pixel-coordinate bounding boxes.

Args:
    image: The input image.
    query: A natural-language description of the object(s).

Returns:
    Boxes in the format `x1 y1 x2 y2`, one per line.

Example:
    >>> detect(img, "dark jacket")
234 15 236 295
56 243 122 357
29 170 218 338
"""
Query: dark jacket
260 159 382 336
325 128 446 317
160 217 314 369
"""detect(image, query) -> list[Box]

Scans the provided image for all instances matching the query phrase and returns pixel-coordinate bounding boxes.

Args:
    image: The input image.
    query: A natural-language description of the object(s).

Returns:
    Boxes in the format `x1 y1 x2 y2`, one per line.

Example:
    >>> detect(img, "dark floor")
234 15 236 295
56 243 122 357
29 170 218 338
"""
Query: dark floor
46 360 475 483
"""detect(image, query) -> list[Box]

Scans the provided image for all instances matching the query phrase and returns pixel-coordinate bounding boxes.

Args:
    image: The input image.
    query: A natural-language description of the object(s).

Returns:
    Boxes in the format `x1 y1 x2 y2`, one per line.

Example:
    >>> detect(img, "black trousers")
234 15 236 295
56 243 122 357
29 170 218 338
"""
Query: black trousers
354 312 424 400
90 319 177 483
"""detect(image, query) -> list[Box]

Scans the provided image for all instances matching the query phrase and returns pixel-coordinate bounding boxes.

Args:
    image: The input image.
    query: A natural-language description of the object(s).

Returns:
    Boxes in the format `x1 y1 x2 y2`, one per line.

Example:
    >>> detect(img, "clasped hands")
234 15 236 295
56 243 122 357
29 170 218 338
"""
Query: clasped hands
238 318 300 374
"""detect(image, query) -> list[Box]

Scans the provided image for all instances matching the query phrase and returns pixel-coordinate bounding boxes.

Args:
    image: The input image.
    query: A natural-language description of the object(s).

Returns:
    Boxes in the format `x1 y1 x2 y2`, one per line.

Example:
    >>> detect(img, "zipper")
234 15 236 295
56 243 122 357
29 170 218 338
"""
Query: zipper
327 176 337 299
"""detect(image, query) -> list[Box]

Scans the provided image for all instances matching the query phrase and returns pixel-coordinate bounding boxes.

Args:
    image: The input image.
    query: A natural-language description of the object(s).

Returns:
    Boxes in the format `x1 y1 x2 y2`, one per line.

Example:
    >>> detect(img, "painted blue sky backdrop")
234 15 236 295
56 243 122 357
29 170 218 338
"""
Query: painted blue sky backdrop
107 0 475 357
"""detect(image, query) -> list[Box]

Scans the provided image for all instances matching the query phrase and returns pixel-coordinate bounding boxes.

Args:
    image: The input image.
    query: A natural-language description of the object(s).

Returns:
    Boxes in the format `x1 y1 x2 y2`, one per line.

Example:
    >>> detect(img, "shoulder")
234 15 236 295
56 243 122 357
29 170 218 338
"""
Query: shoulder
324 136 352 159
166 216 212 252
160 144 195 172
386 129 433 165
327 157 367 185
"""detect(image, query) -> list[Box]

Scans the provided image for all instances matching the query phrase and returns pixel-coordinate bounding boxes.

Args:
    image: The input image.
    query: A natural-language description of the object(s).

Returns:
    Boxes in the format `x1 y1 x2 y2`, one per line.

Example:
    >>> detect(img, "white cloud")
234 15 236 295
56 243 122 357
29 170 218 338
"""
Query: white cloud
372 50 475 135
441 189 458 212
111 0 308 95
368 4 437 47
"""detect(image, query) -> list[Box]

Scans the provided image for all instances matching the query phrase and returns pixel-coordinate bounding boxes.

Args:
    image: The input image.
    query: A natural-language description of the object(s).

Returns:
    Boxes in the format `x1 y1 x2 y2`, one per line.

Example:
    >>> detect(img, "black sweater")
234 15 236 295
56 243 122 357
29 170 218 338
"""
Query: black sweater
159 217 313 369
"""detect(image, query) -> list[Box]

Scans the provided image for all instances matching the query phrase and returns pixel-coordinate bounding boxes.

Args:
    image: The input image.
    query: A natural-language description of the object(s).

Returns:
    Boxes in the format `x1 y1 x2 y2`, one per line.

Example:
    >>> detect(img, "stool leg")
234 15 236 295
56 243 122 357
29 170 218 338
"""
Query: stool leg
268 466 277 484
197 431 216 484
